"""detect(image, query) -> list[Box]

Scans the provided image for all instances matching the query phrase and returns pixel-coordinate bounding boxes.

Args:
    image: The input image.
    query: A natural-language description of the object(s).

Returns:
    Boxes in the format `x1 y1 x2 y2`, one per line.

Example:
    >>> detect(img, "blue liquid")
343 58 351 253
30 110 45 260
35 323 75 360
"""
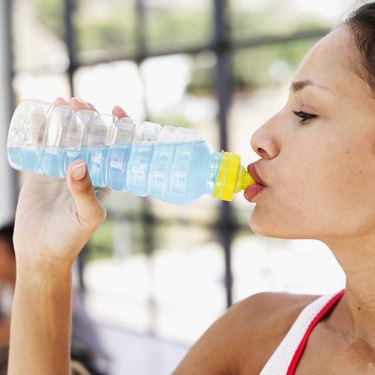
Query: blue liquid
8 140 220 205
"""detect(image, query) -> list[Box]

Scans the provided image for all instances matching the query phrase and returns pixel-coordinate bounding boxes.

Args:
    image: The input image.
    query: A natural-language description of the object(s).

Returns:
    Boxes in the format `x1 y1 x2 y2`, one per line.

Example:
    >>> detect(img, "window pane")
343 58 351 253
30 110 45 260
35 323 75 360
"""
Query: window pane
141 54 218 146
144 1 212 51
230 0 353 40
74 0 136 57
232 235 345 302
140 54 222 217
12 0 68 72
13 73 70 102
74 61 145 118
86 221 225 343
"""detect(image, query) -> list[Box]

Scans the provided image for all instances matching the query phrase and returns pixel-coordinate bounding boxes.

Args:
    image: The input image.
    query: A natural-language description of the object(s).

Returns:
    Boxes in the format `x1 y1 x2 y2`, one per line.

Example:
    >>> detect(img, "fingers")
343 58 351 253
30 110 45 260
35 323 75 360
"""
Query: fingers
54 97 68 106
53 97 95 111
66 160 107 229
112 105 128 119
53 97 129 120
70 97 96 111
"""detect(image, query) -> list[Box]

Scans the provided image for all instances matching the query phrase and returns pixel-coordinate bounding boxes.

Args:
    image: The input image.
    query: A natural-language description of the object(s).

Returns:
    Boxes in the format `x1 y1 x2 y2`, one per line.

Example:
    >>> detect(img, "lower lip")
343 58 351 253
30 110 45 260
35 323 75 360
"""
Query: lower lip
244 183 265 202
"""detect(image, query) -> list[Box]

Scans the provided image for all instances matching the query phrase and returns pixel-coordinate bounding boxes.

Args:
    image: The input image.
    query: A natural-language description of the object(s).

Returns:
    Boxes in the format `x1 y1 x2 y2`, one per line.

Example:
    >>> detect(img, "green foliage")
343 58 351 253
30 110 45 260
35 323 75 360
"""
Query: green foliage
32 0 64 38
148 114 194 129
87 216 168 260
146 9 211 48
29 0 324 95
230 2 326 39
75 16 135 53
231 40 316 92
186 62 214 96
186 40 316 94
87 220 113 261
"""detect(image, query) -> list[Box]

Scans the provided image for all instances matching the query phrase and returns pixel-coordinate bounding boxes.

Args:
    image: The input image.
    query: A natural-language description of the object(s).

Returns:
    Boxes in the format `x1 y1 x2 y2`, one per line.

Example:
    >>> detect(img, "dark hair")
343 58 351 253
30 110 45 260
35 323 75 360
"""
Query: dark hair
345 2 375 92
0 222 14 256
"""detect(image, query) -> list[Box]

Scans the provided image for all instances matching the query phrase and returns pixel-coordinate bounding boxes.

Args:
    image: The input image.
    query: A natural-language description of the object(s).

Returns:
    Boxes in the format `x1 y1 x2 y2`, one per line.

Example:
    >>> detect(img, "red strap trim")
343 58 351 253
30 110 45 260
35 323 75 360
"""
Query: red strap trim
286 290 345 375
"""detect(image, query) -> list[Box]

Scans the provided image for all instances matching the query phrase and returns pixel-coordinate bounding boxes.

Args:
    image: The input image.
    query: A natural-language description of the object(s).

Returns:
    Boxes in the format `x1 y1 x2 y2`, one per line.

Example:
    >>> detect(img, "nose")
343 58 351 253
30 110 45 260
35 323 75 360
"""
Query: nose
250 116 280 160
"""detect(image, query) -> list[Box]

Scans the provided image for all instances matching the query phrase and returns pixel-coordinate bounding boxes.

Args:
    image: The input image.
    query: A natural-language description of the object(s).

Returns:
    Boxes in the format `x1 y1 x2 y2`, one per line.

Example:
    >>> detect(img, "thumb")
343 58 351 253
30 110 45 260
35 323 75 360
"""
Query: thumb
66 160 107 229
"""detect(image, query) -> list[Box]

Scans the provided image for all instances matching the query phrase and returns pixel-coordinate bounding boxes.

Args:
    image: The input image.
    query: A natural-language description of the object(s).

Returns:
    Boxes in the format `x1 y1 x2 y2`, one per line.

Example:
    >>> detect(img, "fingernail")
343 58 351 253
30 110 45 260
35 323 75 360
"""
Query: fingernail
72 97 87 105
71 162 87 181
54 97 66 104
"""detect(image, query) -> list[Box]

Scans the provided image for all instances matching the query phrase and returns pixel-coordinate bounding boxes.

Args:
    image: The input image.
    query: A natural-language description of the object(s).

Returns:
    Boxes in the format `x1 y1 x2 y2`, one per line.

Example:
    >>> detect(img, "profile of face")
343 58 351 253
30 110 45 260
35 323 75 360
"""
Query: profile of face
249 26 375 243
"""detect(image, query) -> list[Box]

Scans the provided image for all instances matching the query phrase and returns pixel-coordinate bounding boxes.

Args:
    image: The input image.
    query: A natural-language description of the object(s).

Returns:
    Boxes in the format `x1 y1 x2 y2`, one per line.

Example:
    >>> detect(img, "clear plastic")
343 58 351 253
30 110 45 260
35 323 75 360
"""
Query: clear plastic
7 99 251 205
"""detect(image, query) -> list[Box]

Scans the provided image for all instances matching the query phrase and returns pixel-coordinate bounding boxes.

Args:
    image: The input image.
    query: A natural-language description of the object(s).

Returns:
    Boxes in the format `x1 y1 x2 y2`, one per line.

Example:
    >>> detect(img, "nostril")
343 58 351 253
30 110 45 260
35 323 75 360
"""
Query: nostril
250 127 279 159
257 147 269 158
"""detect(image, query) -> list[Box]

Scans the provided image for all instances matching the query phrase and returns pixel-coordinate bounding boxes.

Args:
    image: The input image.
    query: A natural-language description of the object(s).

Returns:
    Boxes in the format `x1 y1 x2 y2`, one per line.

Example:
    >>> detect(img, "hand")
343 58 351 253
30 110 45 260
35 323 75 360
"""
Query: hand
13 98 128 268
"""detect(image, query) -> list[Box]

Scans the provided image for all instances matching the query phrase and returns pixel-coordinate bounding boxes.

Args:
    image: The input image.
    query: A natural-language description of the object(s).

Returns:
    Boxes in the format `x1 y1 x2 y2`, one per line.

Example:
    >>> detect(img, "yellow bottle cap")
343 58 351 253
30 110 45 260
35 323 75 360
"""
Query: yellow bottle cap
213 152 255 201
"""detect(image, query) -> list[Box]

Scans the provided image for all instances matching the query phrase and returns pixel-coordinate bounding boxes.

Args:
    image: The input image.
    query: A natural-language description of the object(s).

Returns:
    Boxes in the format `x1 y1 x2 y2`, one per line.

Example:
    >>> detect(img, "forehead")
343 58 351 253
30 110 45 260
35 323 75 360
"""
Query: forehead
293 27 365 96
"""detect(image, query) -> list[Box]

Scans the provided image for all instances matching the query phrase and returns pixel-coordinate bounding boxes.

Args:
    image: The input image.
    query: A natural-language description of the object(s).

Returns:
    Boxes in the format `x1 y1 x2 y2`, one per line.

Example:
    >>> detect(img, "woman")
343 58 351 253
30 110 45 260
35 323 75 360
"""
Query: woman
8 3 375 374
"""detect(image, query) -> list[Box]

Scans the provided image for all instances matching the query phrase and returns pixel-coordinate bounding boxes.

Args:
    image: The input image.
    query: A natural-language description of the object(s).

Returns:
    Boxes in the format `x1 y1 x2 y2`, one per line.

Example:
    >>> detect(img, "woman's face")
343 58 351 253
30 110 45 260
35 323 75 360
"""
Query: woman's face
248 26 375 242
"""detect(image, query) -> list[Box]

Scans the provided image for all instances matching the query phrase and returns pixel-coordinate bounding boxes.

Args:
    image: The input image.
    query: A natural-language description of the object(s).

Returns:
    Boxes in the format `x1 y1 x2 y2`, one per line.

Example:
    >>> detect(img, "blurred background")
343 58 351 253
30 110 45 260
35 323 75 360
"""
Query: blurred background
0 0 358 373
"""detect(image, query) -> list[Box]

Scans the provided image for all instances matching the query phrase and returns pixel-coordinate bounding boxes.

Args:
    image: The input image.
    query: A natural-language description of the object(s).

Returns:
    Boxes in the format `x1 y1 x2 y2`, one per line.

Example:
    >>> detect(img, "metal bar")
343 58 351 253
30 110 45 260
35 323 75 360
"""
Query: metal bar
64 0 76 96
213 0 234 308
0 0 18 225
64 0 86 290
75 28 329 65
135 0 158 335
13 29 329 75
135 0 147 62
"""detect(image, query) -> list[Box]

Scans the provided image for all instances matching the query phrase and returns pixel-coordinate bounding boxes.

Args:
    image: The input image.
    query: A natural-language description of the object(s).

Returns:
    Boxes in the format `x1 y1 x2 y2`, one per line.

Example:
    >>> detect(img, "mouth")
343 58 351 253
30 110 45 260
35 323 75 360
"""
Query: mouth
244 163 266 202
247 164 266 186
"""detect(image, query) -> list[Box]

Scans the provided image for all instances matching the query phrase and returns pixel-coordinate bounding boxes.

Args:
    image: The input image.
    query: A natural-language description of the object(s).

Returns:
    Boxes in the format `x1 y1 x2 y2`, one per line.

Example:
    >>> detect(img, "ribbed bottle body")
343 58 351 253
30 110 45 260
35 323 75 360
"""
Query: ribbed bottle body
8 99 223 205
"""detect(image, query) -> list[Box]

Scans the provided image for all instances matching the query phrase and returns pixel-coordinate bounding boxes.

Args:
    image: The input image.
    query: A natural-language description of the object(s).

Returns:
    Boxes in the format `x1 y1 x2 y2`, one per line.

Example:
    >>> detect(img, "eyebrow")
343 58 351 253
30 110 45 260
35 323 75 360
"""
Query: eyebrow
290 79 330 93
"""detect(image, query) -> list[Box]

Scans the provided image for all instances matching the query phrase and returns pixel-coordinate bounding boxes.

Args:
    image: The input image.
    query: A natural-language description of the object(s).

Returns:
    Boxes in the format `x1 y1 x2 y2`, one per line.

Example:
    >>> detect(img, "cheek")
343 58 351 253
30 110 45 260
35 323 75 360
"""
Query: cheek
249 141 375 238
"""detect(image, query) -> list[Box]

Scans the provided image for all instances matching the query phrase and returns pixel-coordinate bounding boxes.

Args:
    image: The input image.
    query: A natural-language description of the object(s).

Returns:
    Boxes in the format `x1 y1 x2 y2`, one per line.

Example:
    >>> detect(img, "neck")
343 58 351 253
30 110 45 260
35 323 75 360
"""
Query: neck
324 235 375 346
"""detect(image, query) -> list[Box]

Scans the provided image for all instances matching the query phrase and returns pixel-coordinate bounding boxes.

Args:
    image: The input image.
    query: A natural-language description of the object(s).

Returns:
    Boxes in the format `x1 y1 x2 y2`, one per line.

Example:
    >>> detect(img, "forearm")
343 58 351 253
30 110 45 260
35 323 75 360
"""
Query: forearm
8 259 73 375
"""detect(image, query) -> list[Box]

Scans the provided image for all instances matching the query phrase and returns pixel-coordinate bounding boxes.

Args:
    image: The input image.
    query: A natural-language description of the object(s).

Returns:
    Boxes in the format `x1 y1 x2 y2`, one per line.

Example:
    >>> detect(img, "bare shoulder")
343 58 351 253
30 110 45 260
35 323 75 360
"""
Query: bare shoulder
173 292 319 375
232 291 319 331
223 292 319 373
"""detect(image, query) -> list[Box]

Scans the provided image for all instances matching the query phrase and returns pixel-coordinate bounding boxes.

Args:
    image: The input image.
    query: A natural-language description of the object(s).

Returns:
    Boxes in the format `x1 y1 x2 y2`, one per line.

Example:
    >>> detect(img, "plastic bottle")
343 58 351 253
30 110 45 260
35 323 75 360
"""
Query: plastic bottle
7 99 254 205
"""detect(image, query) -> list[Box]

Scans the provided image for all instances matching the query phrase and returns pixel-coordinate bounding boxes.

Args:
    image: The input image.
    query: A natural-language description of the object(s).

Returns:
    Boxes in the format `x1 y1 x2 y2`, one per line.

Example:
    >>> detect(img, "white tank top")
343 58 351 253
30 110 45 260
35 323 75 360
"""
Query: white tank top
259 290 344 375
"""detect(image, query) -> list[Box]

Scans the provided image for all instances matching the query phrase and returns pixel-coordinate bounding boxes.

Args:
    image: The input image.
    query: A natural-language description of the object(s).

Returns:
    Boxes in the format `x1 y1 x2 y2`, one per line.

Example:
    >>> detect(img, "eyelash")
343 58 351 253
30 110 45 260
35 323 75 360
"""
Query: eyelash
293 111 317 123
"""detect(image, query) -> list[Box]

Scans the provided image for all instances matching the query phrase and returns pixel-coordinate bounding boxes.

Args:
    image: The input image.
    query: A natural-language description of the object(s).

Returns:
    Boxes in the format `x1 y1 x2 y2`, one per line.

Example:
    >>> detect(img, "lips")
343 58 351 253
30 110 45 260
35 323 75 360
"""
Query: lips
247 163 266 186
245 163 266 202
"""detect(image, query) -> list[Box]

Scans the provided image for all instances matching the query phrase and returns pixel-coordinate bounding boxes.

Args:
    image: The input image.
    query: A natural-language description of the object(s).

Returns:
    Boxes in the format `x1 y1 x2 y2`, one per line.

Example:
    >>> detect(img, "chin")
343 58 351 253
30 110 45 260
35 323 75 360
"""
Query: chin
250 222 281 238
249 214 276 237
249 212 305 239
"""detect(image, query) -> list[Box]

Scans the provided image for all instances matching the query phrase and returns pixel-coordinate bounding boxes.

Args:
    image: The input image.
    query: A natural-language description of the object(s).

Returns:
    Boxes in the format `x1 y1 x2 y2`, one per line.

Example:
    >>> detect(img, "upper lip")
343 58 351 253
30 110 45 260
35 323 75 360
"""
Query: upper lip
247 163 266 186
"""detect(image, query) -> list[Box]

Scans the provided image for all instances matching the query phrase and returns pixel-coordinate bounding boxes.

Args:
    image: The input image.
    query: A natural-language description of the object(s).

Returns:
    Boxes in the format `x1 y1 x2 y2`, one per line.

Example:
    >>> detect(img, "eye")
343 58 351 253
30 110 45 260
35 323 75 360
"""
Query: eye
293 110 317 123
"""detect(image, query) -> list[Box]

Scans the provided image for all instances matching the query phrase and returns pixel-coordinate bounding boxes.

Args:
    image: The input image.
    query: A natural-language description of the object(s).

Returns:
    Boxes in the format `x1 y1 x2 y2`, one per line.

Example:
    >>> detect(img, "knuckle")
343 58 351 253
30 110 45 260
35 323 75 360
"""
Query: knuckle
78 207 106 230
90 206 107 227
95 206 107 224
76 179 93 194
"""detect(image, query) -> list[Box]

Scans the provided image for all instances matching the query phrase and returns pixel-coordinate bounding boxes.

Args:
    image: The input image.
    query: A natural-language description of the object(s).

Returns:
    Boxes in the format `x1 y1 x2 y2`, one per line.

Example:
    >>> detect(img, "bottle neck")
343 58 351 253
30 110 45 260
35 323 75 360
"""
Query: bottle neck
210 152 254 201
206 151 224 195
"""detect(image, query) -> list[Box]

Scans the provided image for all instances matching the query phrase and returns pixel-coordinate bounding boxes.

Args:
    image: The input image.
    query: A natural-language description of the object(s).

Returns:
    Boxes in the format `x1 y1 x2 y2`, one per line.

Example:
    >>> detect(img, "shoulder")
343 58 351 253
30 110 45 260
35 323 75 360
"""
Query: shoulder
230 291 319 330
225 292 320 373
173 292 320 375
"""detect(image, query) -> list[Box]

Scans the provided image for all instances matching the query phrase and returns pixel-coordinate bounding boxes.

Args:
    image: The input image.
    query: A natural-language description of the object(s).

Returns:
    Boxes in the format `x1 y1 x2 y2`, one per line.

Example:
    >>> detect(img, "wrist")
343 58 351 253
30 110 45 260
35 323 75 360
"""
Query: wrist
15 251 74 280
